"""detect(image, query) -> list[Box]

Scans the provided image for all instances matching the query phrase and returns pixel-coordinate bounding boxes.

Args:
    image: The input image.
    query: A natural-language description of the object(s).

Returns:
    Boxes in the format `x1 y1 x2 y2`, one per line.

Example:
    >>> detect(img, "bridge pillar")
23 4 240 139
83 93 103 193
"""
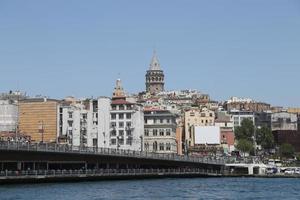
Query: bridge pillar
248 166 253 175
17 162 21 170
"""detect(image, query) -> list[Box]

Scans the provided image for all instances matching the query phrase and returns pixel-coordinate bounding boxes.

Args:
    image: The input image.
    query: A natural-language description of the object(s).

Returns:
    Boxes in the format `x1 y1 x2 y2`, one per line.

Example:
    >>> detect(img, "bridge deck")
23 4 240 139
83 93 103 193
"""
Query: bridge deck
0 141 225 165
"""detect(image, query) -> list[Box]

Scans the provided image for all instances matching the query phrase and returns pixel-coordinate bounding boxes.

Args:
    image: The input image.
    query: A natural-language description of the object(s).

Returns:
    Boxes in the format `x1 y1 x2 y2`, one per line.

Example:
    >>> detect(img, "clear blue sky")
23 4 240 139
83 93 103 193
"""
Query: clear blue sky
0 0 299 107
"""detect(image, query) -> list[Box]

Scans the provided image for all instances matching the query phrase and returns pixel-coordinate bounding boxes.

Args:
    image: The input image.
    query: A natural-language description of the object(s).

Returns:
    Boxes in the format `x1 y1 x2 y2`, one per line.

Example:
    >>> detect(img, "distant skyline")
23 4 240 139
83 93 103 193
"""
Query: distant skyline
0 0 300 107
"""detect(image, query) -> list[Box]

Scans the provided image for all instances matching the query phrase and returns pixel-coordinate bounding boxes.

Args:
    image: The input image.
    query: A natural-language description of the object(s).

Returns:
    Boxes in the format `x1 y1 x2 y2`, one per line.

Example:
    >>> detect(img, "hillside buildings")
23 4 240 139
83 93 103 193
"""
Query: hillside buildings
224 97 271 112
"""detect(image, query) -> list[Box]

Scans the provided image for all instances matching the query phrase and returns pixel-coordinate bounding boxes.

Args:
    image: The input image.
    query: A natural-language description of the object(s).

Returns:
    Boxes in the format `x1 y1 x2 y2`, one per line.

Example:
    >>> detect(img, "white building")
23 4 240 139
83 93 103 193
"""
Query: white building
0 100 18 132
97 79 144 151
58 101 89 147
271 112 298 131
229 110 255 128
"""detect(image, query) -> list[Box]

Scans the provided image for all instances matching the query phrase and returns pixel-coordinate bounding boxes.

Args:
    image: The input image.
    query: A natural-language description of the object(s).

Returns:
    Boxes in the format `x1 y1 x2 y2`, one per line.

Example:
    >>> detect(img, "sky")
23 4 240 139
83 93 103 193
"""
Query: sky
0 0 300 107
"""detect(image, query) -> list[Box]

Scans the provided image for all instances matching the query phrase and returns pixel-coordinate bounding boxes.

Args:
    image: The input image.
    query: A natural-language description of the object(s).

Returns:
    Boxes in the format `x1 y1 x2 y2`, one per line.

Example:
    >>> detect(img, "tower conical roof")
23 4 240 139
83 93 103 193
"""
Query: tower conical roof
149 50 161 70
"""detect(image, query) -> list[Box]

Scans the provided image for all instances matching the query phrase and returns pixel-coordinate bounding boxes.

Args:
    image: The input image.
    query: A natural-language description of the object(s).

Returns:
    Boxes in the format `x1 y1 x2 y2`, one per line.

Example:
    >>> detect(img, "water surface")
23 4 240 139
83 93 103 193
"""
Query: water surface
0 178 299 200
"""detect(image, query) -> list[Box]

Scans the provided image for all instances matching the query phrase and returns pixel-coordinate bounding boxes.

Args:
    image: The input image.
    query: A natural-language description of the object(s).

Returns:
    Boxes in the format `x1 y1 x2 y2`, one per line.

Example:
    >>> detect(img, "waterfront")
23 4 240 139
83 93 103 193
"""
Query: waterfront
0 178 299 200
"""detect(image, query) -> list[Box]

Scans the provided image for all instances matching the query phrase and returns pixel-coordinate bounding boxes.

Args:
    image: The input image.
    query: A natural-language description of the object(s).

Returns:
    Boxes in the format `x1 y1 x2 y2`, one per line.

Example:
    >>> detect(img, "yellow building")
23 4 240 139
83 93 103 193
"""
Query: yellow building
184 107 215 147
19 98 59 143
288 108 300 114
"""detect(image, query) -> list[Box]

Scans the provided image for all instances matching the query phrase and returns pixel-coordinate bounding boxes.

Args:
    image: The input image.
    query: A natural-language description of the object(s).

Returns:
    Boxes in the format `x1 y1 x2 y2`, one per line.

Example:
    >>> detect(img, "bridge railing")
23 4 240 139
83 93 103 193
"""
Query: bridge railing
0 168 222 178
0 141 226 165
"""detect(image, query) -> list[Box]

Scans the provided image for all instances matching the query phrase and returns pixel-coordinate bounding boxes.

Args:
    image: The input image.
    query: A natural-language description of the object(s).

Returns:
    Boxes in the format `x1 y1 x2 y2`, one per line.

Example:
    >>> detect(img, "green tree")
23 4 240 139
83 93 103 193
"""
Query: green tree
236 139 254 157
255 126 274 150
280 143 295 158
234 118 255 142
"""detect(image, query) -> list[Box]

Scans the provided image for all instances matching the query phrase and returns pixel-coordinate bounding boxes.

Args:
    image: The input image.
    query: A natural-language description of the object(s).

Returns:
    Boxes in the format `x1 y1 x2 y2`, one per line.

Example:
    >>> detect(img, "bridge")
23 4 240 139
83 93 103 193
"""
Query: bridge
0 141 226 183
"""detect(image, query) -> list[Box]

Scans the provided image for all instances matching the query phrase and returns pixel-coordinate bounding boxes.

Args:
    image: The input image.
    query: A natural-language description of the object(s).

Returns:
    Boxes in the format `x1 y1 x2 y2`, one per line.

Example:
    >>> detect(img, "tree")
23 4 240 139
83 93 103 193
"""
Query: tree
255 126 274 150
236 139 254 157
280 143 295 158
234 118 255 142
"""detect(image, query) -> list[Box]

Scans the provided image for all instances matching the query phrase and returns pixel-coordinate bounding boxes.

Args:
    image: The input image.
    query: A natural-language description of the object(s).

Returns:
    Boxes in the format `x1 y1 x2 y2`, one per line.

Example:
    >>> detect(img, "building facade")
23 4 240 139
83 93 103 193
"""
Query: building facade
19 98 59 143
229 110 255 128
224 97 271 112
58 102 89 147
184 107 215 147
0 100 18 132
271 112 298 131
145 52 165 95
144 109 177 154
97 79 144 151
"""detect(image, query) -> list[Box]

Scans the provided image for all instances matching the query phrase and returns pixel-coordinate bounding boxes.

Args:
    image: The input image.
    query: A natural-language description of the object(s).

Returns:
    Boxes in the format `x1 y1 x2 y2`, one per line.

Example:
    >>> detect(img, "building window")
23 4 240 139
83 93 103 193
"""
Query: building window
145 143 149 151
126 122 131 127
119 122 124 128
82 114 87 119
68 121 73 127
93 139 97 147
153 141 158 151
166 129 171 136
159 129 164 136
126 113 131 119
119 105 124 110
153 119 157 124
167 119 170 124
126 130 131 136
110 122 116 128
118 138 124 145
209 113 213 117
166 143 171 151
68 112 73 118
110 130 116 136
159 143 164 151
68 130 72 135
144 129 149 136
201 113 205 117
153 129 158 136
119 130 124 136
111 114 116 120
144 119 148 124
111 139 116 145
160 119 163 124
119 113 124 119
126 138 132 145
111 105 116 110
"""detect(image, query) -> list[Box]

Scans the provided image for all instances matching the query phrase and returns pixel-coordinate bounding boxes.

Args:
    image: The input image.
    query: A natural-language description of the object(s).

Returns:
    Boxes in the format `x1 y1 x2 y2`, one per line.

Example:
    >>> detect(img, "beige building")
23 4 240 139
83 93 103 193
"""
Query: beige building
184 107 215 147
19 98 60 143
288 108 300 114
